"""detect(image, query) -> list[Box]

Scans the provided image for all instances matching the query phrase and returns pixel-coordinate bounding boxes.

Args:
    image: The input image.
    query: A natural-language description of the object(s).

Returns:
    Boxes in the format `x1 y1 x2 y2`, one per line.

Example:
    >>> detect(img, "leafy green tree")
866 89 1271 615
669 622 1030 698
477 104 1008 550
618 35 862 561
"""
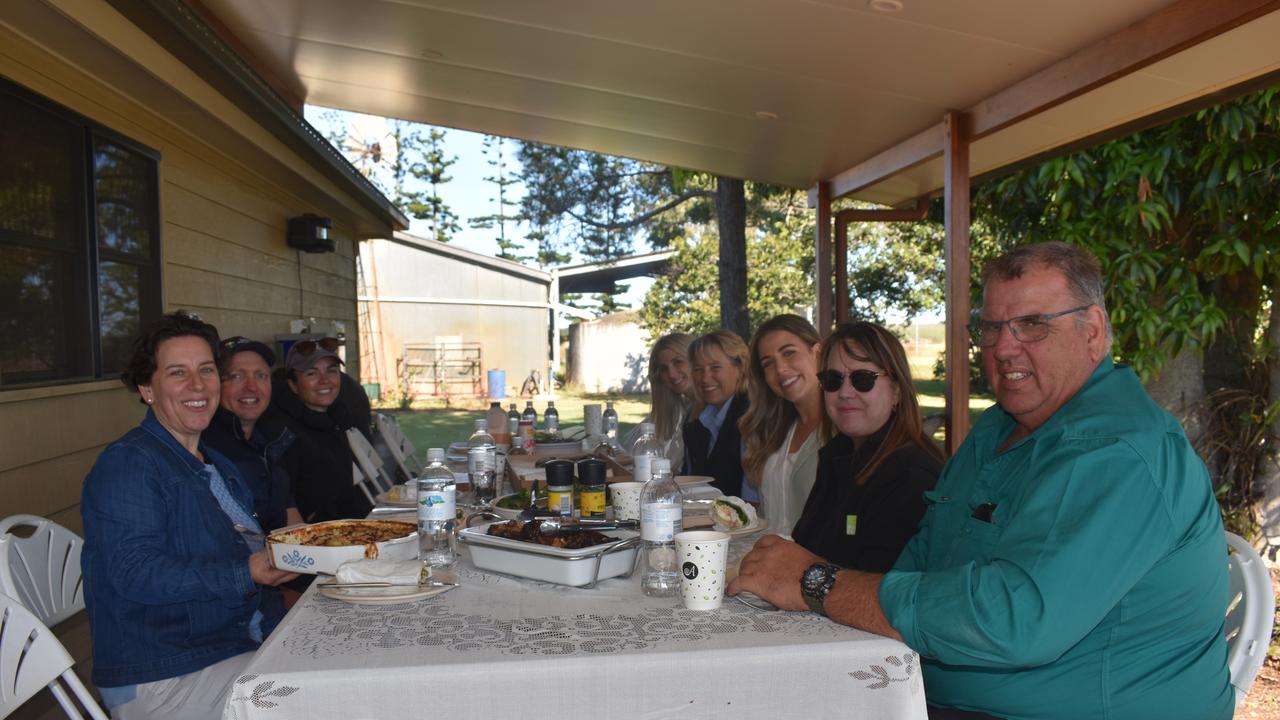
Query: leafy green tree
469 135 528 262
639 186 815 338
518 143 757 334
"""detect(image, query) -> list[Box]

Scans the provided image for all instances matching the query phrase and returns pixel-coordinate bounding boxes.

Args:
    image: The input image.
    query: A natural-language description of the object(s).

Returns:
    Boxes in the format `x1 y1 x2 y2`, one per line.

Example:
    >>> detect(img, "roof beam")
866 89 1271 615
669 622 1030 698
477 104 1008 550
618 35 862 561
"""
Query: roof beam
812 123 946 205
819 0 1280 203
968 0 1280 140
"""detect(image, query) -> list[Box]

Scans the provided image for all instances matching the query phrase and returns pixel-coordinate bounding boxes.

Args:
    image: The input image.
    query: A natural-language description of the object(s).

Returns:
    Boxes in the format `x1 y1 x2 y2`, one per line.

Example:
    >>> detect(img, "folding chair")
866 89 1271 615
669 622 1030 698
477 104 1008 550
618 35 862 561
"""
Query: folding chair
375 413 423 481
0 592 108 720
1225 531 1275 705
347 428 395 501
0 515 85 628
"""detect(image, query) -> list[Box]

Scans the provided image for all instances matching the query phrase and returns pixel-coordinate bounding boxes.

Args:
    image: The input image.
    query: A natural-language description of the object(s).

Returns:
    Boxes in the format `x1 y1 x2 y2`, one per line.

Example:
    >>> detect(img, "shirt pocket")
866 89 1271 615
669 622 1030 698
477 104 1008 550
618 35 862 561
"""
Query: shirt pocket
943 502 1004 568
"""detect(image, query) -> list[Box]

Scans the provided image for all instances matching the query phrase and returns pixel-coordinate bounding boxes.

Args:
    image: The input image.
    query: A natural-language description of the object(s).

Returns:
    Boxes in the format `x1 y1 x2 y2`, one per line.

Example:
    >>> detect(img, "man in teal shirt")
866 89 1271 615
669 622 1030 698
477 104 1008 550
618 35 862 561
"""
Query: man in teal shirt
729 242 1233 719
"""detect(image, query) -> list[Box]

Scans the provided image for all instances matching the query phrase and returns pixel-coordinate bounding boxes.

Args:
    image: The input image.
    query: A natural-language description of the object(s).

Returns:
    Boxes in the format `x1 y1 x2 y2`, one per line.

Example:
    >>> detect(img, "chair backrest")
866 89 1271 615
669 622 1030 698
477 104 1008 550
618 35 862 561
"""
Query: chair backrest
346 429 394 495
1225 531 1275 705
0 592 108 720
0 516 85 627
375 413 422 479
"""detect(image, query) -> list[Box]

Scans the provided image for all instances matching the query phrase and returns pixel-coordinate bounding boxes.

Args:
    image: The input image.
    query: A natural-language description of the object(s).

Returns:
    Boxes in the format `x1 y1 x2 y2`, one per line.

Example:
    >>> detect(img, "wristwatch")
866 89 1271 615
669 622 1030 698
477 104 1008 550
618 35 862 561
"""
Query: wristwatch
800 562 840 616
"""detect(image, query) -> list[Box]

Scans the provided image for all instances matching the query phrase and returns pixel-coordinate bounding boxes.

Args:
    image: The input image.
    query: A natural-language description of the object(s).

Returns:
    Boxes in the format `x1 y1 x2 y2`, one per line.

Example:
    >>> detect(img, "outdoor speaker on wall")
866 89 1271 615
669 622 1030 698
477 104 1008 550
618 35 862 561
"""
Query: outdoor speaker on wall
287 214 334 253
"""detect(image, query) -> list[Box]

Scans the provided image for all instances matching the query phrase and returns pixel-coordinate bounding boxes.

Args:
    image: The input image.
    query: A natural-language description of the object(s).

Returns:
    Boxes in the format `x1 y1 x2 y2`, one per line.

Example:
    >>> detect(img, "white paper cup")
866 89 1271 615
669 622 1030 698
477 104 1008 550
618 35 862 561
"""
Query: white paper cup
675 530 731 610
610 482 646 522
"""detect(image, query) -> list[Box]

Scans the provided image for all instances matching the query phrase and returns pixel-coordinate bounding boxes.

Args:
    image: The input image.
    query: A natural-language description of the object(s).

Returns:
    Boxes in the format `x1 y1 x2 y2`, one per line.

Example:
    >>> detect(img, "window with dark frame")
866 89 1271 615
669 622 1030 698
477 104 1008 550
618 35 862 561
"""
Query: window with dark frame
0 78 161 389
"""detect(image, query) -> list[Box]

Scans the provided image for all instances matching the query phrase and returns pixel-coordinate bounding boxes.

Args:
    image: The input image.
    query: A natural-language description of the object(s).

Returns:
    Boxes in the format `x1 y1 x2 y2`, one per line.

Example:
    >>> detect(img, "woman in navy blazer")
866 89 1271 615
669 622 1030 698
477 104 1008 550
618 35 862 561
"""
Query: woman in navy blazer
681 330 751 497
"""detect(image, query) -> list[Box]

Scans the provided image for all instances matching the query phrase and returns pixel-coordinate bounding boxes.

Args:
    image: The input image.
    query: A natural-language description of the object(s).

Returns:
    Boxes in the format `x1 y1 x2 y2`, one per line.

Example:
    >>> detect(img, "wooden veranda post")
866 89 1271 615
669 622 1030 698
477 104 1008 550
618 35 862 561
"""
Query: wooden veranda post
943 111 972 453
815 181 833 333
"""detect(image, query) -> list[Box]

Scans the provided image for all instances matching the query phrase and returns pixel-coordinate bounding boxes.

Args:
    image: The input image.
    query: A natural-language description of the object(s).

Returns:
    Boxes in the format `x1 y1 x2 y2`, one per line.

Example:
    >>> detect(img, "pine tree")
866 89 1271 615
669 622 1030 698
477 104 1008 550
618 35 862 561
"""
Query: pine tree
469 135 528 261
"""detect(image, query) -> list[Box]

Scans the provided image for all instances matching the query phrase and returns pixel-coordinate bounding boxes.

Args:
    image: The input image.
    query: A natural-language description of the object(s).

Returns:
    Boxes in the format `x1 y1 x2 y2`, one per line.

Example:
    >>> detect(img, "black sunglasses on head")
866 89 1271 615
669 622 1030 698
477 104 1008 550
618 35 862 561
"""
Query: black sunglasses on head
817 368 887 393
293 337 340 356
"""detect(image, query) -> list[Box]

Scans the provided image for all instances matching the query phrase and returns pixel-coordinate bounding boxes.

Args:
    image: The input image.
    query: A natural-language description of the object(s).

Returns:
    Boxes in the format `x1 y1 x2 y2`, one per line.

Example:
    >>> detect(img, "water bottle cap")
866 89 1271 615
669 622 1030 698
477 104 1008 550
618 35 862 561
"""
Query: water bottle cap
474 418 487 430
652 458 671 474
640 422 655 435
426 448 445 462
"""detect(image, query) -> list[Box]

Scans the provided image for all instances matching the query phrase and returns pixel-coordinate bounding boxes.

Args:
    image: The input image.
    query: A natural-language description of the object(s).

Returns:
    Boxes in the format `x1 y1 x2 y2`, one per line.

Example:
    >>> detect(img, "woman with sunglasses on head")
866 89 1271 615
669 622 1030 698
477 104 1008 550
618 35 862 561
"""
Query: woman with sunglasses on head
740 315 827 536
682 330 753 497
270 337 373 521
790 321 943 571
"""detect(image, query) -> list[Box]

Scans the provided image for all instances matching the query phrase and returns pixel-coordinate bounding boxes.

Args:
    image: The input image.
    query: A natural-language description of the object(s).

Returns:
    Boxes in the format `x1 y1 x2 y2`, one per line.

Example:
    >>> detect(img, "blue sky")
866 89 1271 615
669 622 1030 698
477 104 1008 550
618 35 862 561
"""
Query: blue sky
304 105 653 307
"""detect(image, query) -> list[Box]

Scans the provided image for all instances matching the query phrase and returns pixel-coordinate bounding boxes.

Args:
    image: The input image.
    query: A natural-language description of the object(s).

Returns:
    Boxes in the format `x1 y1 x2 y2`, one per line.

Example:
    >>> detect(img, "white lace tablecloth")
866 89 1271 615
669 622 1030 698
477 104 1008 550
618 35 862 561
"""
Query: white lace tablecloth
224 536 926 720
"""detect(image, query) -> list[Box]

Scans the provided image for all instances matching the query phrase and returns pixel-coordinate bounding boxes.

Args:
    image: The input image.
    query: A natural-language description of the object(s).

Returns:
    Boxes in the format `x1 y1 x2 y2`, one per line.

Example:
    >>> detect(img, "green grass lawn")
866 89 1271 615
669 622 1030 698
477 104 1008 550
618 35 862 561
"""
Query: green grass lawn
388 384 994 453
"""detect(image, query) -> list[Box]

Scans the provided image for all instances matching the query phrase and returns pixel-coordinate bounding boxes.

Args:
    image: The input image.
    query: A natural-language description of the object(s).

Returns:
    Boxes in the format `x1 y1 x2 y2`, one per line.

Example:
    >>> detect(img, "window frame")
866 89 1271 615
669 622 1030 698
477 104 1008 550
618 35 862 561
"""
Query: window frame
0 76 162 390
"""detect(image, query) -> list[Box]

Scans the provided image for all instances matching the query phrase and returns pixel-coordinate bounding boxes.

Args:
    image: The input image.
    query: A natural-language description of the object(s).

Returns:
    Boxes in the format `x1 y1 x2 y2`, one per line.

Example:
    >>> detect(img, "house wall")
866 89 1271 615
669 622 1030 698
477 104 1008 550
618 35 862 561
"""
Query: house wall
0 10 376 717
359 238 549 400
567 313 651 394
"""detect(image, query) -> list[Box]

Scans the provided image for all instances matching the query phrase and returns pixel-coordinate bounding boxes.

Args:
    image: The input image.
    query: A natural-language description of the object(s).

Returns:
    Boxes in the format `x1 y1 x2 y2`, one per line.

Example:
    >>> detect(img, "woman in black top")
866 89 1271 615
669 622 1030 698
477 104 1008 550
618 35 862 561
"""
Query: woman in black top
269 338 373 522
790 321 943 572
681 330 751 497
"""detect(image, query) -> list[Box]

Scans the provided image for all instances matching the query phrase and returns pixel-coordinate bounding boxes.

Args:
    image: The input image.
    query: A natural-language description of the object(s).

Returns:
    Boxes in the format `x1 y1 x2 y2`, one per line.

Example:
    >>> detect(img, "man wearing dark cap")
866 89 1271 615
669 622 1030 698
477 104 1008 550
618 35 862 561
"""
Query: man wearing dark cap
203 337 303 532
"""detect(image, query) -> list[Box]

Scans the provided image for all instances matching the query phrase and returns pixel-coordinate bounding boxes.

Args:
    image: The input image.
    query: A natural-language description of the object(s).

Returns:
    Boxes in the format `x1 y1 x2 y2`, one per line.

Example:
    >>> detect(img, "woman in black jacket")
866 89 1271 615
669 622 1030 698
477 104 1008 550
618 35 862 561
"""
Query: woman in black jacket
790 321 943 572
270 337 372 522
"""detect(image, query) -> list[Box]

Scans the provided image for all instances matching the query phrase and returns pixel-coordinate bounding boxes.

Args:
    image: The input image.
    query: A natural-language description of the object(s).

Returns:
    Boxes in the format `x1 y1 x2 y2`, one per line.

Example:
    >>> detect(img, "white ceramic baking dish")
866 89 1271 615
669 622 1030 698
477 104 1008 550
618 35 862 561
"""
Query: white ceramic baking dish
267 519 418 575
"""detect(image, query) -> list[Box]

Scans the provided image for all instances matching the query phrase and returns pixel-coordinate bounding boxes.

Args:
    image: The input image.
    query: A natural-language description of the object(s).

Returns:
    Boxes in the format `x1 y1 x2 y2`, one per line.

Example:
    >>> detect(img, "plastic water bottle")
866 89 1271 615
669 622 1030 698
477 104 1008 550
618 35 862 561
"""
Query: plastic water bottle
631 422 662 485
544 401 560 439
603 401 619 446
640 458 683 597
417 448 456 567
522 401 538 429
468 419 497 505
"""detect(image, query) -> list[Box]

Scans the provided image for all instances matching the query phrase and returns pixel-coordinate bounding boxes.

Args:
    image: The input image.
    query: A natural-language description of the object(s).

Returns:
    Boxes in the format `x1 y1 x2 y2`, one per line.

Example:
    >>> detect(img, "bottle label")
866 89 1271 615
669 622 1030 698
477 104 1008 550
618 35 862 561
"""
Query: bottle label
640 502 682 541
634 455 653 484
468 449 494 473
548 489 574 516
418 487 456 522
579 489 606 518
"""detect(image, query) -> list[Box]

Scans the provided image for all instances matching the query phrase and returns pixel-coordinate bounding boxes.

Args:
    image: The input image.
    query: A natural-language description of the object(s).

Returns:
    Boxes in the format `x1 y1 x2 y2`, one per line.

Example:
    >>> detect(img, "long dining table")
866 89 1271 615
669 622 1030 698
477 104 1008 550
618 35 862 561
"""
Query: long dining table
223 519 927 720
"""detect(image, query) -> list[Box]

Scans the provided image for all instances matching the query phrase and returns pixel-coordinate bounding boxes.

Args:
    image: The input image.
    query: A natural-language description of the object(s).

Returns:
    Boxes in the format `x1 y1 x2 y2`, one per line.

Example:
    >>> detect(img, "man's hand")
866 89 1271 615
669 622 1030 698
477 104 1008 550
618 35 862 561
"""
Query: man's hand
249 549 300 587
726 534 822 611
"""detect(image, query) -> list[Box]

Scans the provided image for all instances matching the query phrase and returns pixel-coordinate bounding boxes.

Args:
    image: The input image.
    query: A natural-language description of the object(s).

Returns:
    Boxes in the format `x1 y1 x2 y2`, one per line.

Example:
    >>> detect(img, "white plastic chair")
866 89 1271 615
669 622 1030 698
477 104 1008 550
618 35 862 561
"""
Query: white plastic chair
0 515 85 628
0 592 108 720
375 413 423 480
347 428 395 499
1225 531 1275 705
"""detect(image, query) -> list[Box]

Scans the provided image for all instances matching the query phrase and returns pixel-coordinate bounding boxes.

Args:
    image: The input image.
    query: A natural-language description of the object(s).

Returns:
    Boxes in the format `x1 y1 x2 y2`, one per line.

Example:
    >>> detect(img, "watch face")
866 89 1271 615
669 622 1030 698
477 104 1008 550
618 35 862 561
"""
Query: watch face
801 564 828 595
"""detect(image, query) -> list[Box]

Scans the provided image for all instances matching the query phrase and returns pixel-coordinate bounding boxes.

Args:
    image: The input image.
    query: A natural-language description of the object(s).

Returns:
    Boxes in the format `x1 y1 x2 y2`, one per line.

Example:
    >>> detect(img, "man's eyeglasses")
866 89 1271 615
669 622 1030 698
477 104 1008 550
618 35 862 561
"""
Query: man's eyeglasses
292 337 340 356
817 368 887 394
968 305 1092 348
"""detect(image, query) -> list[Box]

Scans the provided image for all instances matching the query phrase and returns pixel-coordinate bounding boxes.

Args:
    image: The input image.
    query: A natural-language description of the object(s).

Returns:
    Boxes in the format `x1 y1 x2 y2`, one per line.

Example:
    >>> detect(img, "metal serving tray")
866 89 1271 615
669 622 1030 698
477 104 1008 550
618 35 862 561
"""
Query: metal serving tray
457 521 641 588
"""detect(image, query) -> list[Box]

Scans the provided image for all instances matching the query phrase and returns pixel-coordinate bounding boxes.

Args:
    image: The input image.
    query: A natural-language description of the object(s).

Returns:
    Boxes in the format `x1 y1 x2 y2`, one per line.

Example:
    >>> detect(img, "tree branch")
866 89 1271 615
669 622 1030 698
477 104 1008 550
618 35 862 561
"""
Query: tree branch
565 190 715 231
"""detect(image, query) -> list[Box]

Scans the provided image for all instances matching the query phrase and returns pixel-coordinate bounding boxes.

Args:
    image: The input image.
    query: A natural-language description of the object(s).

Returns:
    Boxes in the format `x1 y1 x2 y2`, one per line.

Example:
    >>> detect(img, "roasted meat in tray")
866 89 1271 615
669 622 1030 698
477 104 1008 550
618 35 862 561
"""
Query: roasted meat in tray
486 520 612 549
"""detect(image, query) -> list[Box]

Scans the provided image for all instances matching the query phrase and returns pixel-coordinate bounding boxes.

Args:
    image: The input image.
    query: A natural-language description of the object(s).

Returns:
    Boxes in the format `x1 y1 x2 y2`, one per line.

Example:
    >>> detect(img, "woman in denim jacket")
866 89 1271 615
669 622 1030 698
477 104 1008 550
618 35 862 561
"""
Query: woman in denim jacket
81 313 297 720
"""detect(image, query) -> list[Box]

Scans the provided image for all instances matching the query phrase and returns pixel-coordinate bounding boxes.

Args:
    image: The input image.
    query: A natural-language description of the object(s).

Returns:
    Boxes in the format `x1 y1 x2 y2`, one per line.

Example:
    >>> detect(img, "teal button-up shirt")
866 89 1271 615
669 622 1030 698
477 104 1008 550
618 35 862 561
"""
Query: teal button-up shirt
879 358 1233 720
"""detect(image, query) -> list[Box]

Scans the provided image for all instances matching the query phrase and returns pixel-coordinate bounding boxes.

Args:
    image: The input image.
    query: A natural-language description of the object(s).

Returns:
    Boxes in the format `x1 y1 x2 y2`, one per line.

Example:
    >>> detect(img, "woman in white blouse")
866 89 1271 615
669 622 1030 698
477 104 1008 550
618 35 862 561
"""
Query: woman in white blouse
739 314 827 535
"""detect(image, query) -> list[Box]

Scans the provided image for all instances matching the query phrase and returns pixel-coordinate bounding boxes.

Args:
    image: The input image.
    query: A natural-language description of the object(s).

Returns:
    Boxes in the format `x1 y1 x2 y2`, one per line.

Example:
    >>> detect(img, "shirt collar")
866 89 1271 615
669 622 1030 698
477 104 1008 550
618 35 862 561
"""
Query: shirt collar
140 409 211 472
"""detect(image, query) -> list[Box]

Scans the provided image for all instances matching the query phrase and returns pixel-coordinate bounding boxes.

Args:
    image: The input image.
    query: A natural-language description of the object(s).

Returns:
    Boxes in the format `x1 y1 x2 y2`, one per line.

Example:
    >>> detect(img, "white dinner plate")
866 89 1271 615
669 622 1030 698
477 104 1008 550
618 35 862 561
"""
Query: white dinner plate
718 516 769 538
375 485 416 508
675 475 714 487
532 440 584 455
317 583 454 605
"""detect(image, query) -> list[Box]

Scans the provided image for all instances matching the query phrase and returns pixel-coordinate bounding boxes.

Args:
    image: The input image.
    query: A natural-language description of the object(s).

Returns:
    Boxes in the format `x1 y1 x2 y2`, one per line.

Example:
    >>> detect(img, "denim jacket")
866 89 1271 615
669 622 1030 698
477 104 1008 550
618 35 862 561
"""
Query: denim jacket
81 410 284 687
